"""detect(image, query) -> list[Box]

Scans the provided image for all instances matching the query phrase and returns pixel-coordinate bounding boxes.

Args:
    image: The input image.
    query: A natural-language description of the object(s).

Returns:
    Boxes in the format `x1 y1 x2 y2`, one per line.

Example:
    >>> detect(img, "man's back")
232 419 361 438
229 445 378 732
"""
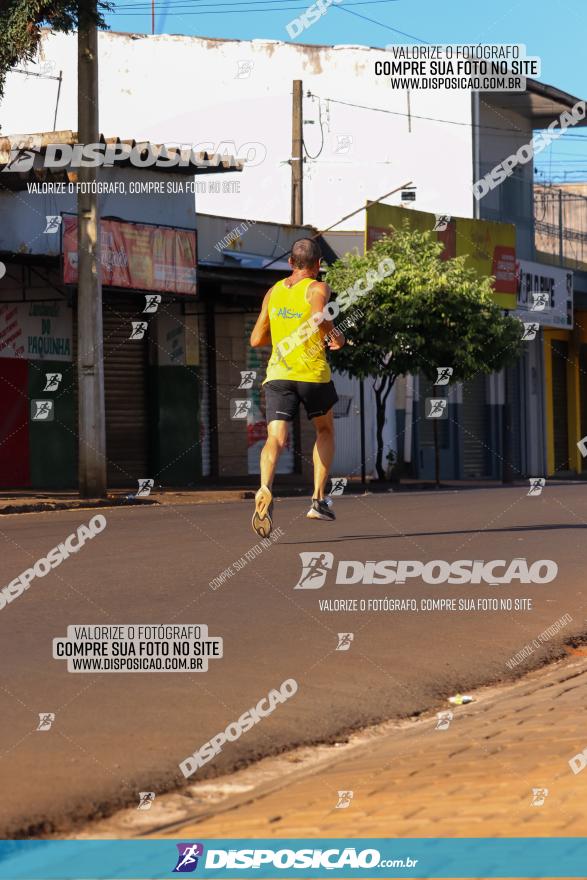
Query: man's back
265 277 330 384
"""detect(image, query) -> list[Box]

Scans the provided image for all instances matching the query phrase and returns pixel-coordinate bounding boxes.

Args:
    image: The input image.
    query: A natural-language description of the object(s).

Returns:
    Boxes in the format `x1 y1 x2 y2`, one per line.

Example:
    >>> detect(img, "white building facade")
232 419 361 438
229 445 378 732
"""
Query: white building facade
1 30 475 228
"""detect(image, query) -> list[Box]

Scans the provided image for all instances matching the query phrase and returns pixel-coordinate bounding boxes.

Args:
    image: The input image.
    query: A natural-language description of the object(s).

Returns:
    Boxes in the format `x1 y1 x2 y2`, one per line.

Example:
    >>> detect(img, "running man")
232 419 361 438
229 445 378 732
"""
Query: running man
249 238 345 537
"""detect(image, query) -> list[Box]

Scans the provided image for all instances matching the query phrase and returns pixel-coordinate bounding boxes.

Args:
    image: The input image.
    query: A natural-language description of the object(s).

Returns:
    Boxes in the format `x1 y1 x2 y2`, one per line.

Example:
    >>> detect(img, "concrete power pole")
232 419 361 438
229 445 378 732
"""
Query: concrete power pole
77 9 107 497
291 80 303 225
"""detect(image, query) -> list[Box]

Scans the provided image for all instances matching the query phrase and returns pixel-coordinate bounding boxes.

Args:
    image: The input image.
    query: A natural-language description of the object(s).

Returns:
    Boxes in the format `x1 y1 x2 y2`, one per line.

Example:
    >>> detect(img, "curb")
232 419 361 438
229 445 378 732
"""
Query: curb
0 479 559 515
0 497 157 516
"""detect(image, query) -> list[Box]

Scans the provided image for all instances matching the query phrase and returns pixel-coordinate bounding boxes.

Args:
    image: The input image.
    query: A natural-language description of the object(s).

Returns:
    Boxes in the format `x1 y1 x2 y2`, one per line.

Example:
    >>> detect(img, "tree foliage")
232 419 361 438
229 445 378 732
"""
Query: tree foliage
325 223 524 479
0 0 110 101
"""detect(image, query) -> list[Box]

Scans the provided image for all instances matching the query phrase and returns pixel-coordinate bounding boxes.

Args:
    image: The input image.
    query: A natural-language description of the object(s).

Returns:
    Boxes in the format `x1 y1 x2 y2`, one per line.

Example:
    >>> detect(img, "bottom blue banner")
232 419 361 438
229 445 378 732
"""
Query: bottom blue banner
0 838 585 879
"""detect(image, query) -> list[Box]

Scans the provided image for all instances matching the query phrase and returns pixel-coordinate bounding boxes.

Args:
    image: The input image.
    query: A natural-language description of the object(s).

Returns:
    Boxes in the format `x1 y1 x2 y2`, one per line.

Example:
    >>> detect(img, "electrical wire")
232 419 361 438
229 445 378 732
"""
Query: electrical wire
113 0 399 13
307 91 587 139
115 0 397 7
303 95 325 160
263 178 412 269
333 3 429 43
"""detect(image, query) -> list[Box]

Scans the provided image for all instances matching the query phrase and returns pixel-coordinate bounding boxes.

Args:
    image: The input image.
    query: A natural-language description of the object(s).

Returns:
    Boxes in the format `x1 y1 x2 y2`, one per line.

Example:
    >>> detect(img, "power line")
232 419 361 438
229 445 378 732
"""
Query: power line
263 179 412 269
113 0 398 12
334 3 429 43
307 91 587 139
116 0 397 6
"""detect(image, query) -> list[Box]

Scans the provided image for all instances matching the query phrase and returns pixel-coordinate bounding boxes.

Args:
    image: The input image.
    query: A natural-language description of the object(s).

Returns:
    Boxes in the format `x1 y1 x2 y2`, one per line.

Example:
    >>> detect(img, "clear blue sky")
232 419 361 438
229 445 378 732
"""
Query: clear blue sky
105 0 587 182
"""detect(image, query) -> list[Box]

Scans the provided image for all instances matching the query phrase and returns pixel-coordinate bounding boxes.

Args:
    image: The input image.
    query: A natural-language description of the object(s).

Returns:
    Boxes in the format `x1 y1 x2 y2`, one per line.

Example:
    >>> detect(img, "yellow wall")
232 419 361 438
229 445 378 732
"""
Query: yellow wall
544 315 586 475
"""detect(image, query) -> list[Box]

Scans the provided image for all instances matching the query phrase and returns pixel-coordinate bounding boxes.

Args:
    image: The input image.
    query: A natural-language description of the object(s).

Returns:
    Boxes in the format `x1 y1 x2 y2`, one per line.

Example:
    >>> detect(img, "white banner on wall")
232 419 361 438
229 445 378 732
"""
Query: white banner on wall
514 260 573 329
0 301 73 361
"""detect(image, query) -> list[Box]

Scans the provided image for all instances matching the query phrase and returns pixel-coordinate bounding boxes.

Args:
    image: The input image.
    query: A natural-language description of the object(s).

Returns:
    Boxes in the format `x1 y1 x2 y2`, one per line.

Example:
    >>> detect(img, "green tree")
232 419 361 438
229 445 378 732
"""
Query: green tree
0 0 109 101
325 224 524 482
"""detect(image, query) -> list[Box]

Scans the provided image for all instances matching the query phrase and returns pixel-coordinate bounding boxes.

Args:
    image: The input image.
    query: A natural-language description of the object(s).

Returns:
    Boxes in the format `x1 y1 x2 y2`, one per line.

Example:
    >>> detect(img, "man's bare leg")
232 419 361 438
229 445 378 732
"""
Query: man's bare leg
312 410 335 500
253 420 289 537
261 419 289 490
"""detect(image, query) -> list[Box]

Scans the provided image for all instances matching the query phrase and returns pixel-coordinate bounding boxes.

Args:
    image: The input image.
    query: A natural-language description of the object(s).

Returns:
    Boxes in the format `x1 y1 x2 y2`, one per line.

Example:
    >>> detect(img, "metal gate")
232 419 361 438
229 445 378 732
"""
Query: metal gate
199 307 211 477
416 376 453 479
508 362 523 478
331 371 362 477
102 294 149 487
461 374 488 478
551 339 569 472
580 344 587 473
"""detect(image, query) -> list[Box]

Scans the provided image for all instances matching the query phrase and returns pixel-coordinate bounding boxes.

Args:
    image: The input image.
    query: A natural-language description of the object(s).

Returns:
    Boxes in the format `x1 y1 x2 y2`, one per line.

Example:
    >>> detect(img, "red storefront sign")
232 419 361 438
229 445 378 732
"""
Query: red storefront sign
63 216 197 295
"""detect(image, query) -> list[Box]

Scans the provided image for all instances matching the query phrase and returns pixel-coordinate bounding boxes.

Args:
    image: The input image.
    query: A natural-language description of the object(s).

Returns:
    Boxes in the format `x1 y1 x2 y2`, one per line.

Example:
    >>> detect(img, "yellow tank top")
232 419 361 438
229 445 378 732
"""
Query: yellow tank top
264 277 331 383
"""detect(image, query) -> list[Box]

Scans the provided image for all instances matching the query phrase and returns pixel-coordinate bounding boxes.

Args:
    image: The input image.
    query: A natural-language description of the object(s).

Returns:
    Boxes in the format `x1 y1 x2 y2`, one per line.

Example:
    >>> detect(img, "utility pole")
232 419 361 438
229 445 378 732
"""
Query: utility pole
77 4 107 497
291 80 303 225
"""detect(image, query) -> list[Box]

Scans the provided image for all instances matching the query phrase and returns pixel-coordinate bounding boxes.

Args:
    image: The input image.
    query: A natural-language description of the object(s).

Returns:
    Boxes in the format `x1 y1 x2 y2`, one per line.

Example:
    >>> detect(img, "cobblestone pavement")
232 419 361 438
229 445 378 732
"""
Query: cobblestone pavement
161 657 587 840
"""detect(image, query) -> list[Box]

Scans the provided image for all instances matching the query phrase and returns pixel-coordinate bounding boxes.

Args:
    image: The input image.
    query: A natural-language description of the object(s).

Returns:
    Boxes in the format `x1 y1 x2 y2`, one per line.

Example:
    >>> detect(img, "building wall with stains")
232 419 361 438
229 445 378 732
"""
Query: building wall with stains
1 30 475 230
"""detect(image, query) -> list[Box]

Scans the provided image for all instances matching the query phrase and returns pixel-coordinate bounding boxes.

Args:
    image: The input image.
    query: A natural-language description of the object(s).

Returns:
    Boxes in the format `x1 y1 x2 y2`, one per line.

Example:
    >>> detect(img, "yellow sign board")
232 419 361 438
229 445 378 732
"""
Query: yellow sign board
366 203 517 309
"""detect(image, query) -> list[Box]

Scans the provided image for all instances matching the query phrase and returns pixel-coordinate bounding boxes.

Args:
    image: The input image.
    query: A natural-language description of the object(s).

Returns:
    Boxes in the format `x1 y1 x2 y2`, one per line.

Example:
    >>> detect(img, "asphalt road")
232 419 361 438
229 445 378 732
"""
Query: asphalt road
1 485 586 836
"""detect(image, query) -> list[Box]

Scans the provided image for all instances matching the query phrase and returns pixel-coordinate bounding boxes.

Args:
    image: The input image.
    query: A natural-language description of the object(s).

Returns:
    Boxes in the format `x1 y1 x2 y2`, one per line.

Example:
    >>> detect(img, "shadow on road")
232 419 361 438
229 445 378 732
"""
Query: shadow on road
282 523 585 544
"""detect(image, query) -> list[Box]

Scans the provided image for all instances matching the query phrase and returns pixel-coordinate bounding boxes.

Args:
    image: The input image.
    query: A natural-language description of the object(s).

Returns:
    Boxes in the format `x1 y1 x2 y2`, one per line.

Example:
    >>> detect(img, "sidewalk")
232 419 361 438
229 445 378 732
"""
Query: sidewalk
0 488 246 515
72 656 587 843
1 477 576 515
154 656 587 840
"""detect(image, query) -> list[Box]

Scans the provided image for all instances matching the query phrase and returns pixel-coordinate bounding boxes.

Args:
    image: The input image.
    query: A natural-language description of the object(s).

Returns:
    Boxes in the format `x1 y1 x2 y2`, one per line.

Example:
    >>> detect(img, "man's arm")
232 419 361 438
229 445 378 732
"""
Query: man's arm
250 289 272 347
307 281 345 350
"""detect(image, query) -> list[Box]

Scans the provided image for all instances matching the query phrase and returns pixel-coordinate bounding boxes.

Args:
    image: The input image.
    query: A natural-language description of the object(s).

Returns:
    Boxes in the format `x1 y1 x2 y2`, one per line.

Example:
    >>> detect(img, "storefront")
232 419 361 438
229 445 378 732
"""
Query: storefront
0 245 206 490
64 214 203 488
195 216 304 482
196 215 389 483
0 264 76 488
195 250 304 482
0 132 241 490
514 260 574 476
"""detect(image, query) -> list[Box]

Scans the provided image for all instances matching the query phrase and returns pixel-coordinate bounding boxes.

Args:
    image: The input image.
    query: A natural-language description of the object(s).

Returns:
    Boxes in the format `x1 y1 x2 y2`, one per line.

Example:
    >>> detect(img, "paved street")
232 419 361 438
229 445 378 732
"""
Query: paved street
1 485 586 836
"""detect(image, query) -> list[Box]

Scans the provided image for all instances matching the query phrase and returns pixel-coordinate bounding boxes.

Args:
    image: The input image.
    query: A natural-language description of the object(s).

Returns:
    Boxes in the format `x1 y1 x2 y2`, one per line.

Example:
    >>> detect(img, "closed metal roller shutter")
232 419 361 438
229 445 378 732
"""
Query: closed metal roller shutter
508 363 522 478
580 344 587 473
461 374 488 478
418 377 448 448
199 307 211 477
102 294 149 487
551 340 569 472
330 372 359 476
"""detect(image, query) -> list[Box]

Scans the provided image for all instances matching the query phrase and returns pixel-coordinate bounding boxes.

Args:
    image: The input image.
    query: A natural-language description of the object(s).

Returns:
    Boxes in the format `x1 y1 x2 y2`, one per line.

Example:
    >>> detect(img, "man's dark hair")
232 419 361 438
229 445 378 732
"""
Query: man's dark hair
290 238 322 269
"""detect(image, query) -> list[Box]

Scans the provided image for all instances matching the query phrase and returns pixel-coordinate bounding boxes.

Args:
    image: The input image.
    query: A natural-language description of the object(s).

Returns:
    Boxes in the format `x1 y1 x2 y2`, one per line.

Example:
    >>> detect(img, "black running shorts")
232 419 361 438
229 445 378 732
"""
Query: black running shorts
264 379 339 423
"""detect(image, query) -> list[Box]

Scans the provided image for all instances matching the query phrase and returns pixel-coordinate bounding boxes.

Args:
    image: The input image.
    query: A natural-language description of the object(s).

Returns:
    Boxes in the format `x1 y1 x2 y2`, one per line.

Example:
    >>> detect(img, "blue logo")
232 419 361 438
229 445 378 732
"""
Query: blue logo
277 307 302 319
173 843 204 873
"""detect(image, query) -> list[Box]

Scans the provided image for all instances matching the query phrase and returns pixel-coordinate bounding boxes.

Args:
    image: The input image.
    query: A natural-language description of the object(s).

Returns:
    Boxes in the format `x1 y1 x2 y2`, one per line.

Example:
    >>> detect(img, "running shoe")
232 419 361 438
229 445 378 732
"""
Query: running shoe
252 485 274 537
306 498 336 521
